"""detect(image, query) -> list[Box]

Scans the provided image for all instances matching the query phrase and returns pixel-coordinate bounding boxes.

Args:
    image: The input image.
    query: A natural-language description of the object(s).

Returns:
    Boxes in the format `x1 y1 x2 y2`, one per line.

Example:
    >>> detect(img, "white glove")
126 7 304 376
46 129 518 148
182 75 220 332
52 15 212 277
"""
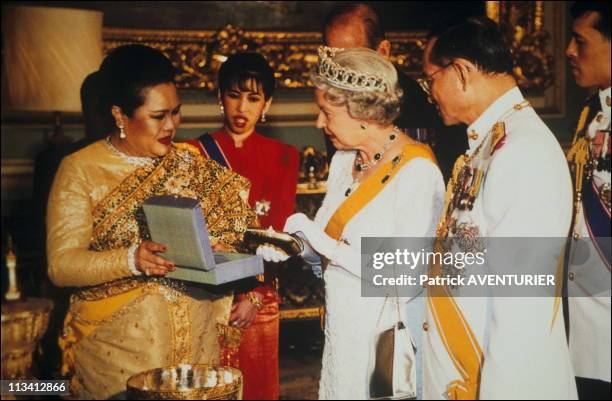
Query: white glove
283 213 337 260
256 245 290 263
284 213 362 278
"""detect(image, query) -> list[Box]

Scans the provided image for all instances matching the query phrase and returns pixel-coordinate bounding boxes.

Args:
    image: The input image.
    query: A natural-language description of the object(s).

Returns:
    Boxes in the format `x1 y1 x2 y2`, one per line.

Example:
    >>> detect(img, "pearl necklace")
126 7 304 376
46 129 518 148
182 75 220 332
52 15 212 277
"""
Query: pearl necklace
105 136 156 168
345 127 399 197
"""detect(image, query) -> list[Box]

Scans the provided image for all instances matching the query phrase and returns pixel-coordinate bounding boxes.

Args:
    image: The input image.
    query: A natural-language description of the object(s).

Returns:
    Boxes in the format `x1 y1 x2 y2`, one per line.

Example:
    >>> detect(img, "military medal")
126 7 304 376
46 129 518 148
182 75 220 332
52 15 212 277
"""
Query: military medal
435 102 528 283
454 222 485 253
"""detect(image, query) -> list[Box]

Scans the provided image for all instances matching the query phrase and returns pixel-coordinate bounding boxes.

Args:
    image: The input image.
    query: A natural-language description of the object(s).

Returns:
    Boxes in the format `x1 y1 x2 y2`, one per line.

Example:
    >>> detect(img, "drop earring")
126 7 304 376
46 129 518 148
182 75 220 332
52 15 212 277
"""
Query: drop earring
219 103 225 118
261 113 266 123
119 125 126 139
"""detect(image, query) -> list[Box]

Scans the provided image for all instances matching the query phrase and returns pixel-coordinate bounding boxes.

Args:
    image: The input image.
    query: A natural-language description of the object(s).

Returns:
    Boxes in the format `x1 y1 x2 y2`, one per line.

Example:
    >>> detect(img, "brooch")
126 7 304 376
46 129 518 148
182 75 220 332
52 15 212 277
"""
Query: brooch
254 199 271 217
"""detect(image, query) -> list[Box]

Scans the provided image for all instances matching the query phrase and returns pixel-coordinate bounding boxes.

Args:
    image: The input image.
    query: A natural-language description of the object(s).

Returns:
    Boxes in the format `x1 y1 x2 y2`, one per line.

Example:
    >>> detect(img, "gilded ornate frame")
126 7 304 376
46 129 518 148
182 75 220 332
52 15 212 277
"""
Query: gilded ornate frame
103 1 566 120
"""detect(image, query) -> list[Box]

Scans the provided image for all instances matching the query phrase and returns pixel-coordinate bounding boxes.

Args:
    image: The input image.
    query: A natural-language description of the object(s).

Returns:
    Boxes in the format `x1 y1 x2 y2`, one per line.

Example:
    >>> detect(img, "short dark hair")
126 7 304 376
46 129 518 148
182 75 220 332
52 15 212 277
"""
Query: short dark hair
98 44 176 133
571 1 610 40
323 3 385 50
218 52 275 100
429 16 514 75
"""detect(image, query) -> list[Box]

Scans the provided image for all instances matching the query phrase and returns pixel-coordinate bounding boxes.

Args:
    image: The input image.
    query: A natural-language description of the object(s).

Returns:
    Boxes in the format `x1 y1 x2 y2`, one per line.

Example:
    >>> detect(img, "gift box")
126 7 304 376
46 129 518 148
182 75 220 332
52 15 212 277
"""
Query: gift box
143 195 263 285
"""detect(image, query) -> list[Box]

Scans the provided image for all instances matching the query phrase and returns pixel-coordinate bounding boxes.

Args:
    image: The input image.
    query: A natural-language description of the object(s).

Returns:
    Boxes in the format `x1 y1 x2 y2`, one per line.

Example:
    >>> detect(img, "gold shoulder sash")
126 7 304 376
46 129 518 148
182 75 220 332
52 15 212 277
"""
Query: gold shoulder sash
90 145 255 252
427 247 483 400
324 143 436 241
429 151 485 399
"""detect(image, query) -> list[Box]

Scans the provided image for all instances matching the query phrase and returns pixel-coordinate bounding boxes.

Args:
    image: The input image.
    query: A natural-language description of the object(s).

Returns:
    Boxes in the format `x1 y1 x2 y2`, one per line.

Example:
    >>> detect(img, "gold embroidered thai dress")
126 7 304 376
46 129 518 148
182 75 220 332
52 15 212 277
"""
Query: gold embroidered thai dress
46 139 256 399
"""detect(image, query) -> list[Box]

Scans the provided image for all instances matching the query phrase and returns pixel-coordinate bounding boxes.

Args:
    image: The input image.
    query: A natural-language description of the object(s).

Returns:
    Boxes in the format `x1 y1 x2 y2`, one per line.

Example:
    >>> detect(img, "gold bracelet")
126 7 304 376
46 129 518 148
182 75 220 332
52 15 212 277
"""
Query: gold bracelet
245 292 263 311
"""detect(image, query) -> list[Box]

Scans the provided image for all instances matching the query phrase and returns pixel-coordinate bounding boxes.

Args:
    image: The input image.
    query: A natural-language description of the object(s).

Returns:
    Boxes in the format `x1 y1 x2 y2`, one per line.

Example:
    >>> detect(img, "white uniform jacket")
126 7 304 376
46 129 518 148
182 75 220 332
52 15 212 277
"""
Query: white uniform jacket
568 87 611 383
423 87 578 399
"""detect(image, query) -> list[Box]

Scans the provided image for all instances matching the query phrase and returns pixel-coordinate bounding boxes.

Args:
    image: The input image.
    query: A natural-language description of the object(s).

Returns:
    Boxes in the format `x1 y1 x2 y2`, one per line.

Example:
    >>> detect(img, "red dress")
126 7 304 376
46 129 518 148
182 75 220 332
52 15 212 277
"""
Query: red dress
185 130 299 400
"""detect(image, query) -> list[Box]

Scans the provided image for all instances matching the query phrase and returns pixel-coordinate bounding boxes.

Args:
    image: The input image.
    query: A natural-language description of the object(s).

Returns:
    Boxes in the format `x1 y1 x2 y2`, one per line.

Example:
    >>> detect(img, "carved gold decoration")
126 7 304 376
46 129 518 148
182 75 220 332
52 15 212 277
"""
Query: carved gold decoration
104 26 426 89
487 1 554 92
103 2 555 94
103 25 321 90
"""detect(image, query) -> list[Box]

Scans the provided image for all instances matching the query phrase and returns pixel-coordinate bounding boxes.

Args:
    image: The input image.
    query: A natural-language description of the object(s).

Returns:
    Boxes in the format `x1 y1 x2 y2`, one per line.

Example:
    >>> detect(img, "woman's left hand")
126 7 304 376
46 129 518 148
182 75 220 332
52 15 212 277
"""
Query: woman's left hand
229 296 261 329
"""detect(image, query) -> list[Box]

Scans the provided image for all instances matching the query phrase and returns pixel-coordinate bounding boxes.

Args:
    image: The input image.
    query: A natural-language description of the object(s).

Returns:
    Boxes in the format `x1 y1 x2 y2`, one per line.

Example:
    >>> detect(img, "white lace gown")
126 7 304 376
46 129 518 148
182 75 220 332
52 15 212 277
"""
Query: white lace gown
315 149 445 400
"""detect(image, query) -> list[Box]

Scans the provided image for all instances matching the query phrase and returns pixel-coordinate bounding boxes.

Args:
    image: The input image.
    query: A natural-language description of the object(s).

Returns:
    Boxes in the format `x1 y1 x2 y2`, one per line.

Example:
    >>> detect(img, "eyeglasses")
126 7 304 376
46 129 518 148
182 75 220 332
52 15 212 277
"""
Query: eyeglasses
417 62 453 103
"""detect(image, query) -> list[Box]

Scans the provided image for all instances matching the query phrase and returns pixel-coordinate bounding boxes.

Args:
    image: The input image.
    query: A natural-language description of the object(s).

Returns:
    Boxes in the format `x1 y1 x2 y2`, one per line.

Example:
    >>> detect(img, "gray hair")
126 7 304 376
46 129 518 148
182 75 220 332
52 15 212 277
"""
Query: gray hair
311 47 402 125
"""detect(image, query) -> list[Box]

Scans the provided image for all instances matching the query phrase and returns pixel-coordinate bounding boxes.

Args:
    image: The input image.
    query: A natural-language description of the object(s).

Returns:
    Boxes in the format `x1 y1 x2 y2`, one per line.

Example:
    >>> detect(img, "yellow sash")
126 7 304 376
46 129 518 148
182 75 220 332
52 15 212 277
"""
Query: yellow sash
324 143 436 240
428 155 483 400
59 286 146 375
427 244 484 400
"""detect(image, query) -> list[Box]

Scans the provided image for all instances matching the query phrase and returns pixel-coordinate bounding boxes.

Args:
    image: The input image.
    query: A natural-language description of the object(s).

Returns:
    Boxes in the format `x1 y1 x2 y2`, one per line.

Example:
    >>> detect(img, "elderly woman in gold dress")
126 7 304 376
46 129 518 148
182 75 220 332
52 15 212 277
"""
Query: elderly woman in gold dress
46 45 256 399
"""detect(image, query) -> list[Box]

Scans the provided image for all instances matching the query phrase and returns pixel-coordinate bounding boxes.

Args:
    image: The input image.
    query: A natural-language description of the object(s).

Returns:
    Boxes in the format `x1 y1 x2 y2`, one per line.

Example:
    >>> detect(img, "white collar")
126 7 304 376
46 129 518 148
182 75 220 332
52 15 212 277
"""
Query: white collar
598 87 611 118
466 87 526 155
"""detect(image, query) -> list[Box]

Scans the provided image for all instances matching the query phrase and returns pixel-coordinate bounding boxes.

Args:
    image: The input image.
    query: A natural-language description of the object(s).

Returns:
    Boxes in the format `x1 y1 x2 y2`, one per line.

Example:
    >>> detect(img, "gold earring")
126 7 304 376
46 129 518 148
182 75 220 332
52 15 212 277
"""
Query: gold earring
119 125 126 139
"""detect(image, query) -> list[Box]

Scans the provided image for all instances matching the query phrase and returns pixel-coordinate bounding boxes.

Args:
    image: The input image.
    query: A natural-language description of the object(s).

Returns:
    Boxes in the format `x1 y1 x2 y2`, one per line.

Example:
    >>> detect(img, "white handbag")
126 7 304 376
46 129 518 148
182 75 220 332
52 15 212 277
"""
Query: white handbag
370 296 417 400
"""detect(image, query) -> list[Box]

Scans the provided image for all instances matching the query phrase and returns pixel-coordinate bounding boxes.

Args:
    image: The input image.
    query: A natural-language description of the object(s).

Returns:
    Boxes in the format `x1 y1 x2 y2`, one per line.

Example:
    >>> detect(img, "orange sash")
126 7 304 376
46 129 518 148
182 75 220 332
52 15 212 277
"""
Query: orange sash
324 143 436 240
427 241 484 400
428 154 483 400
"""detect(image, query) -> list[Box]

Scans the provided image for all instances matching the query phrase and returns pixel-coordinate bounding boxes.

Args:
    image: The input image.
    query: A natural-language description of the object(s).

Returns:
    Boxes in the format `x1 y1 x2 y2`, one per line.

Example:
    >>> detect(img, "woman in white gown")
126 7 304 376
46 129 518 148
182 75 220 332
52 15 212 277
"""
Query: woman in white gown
261 47 445 399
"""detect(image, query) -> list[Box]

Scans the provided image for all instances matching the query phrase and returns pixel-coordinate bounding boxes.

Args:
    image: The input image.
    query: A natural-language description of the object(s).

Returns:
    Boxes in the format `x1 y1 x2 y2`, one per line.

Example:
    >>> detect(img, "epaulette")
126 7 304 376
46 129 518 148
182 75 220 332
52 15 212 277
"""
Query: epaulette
570 94 600 145
490 121 507 156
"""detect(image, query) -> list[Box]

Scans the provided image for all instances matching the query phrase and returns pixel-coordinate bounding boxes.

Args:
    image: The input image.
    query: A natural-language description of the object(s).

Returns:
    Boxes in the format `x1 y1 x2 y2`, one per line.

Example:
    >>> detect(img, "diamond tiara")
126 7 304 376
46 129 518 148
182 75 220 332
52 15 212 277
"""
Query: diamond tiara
315 46 388 92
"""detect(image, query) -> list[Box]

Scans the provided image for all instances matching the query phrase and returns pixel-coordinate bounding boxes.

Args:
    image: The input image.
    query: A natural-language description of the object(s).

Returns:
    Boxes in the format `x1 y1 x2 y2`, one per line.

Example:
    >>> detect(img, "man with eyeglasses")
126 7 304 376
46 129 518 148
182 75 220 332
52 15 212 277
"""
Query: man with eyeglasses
421 16 577 399
322 3 467 183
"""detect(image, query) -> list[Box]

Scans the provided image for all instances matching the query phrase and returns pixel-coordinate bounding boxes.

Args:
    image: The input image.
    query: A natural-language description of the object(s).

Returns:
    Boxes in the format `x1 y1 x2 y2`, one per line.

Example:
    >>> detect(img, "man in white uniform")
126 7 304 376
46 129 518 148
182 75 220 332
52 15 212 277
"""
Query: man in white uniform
565 2 611 399
420 16 577 399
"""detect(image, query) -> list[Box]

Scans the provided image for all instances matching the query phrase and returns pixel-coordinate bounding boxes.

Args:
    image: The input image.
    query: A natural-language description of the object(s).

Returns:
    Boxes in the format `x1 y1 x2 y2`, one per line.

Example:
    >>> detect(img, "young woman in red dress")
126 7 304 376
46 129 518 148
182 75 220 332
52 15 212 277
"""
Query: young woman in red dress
185 52 299 400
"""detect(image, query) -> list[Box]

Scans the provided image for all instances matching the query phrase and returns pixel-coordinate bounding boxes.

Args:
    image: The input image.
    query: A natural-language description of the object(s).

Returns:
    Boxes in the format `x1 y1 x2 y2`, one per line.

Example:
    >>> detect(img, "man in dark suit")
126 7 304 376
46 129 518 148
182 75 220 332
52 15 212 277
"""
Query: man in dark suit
322 3 467 183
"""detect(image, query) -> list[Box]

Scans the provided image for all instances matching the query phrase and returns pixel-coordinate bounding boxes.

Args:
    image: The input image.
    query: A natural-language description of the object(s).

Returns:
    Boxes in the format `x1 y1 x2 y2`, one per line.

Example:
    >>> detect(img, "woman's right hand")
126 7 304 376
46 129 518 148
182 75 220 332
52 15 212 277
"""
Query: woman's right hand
135 240 176 276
